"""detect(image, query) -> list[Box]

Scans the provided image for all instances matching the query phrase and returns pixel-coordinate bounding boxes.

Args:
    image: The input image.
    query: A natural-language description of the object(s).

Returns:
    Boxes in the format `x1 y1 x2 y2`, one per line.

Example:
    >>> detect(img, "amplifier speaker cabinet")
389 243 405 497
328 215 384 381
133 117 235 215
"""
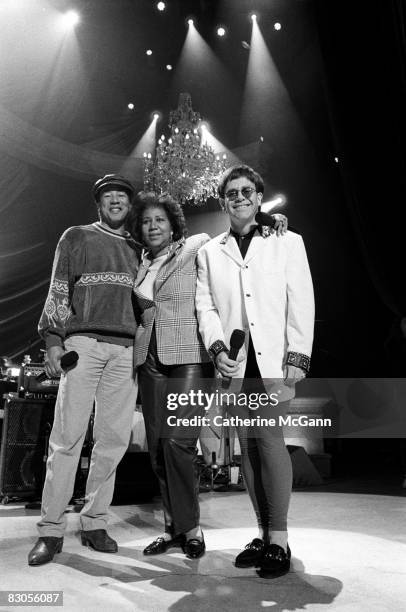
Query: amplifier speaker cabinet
0 397 159 504
0 397 55 501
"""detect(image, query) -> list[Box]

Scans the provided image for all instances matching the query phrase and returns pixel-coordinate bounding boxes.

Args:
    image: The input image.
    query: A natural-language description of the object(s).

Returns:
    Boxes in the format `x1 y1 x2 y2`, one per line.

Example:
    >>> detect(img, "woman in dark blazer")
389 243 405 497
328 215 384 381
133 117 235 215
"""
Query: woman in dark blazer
131 192 213 559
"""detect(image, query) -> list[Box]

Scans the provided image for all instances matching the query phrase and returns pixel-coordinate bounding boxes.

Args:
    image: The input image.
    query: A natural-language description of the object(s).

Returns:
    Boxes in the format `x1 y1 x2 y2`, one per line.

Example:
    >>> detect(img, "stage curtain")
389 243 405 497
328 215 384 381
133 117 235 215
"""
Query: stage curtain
0 105 144 359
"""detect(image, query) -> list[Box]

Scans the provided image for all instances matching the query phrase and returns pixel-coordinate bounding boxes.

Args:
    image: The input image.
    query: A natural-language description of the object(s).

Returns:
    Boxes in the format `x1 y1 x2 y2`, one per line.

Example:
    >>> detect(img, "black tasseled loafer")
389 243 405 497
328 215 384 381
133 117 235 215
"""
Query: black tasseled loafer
257 543 291 578
235 538 266 568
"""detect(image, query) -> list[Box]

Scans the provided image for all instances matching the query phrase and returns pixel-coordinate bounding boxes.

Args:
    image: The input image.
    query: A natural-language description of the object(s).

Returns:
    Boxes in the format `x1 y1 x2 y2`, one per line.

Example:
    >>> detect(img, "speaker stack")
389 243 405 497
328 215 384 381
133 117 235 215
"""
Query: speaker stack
0 397 55 503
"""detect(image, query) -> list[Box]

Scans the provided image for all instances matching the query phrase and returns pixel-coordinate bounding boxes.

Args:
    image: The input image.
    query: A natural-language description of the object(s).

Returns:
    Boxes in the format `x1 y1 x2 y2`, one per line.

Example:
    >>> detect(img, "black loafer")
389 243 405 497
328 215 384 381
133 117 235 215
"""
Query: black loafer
28 537 64 566
235 538 265 568
183 533 205 559
257 543 291 578
143 535 183 555
80 529 118 553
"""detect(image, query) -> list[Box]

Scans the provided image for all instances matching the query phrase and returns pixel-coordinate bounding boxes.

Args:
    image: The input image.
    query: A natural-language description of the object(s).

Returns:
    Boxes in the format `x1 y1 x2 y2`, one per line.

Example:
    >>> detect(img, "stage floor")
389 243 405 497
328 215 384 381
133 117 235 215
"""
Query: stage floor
1 481 405 611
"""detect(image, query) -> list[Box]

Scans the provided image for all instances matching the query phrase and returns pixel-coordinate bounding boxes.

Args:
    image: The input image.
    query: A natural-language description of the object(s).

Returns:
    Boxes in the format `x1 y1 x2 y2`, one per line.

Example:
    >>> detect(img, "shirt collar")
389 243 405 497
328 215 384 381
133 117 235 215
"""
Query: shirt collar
229 226 258 240
220 224 272 244
141 236 185 263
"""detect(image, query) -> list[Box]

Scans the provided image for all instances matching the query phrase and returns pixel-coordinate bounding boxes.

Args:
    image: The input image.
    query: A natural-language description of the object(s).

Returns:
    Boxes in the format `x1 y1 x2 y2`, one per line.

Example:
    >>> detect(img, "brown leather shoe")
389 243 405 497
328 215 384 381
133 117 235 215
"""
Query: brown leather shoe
28 537 63 566
80 529 118 553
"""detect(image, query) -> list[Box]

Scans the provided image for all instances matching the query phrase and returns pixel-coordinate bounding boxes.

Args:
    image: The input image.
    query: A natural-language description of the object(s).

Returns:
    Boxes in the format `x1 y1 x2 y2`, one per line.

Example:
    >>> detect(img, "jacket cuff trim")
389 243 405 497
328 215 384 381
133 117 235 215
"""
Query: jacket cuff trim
286 351 310 373
208 340 227 360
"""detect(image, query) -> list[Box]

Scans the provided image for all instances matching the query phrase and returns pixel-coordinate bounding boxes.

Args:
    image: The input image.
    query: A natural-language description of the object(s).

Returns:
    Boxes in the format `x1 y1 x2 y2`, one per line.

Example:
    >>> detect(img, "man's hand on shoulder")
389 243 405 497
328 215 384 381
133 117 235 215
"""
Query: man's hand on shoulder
270 213 288 236
215 352 244 379
45 346 65 378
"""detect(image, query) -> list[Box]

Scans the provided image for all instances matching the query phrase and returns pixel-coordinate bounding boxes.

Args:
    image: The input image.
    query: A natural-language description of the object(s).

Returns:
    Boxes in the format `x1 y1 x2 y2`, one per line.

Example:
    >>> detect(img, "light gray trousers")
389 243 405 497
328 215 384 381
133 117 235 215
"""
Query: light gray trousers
38 335 137 536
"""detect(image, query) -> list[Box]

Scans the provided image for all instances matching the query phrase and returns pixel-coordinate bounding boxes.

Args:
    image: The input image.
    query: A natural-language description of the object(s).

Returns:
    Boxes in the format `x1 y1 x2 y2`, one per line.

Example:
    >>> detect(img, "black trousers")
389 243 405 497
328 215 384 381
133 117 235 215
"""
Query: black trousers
139 332 213 536
237 335 292 533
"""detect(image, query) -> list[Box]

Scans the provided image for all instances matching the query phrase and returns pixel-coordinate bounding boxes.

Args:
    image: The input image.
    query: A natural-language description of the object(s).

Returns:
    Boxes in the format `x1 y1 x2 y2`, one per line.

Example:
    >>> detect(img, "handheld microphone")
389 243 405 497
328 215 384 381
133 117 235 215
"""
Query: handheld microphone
222 329 245 390
36 351 79 382
255 210 276 227
255 210 298 234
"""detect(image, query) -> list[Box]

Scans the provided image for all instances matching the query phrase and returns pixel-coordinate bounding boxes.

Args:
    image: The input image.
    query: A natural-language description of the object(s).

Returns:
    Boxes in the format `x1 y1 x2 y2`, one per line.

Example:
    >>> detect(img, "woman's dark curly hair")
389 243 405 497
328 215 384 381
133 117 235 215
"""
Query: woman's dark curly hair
128 191 188 244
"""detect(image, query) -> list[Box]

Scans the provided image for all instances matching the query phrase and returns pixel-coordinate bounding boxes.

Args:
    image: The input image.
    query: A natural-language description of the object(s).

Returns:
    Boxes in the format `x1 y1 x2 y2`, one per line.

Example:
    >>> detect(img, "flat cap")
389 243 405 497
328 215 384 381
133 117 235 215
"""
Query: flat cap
92 174 135 201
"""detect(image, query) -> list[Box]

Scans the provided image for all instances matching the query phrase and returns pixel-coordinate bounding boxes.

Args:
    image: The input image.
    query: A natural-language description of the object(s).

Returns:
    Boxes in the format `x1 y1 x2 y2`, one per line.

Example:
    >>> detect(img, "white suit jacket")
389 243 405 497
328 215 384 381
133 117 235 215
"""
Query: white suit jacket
196 227 315 384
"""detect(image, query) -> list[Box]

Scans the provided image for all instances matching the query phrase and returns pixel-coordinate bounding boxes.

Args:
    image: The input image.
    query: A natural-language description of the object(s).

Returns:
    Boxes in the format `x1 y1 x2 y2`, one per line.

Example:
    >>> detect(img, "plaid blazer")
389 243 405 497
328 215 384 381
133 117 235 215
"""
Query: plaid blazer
133 233 212 366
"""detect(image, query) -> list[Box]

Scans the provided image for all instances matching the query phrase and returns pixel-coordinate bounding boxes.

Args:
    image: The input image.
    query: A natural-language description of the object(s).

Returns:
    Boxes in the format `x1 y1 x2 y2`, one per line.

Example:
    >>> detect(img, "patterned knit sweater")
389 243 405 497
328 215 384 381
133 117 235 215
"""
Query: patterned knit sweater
38 222 140 349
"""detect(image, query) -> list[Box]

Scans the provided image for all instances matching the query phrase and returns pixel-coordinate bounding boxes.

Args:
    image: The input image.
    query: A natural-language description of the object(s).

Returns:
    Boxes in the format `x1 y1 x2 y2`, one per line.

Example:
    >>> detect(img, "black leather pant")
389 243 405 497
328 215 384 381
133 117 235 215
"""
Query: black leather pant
139 333 214 536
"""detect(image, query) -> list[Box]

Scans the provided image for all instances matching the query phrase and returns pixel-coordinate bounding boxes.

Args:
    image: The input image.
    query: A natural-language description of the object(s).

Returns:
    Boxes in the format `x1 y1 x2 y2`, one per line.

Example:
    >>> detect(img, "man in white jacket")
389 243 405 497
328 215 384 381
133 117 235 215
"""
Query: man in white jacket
196 164 314 578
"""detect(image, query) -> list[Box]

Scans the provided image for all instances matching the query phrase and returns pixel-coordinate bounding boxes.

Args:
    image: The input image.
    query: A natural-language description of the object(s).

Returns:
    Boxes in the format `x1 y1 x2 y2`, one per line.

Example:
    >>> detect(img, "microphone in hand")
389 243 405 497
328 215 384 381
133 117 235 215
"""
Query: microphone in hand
36 351 79 382
255 210 276 227
222 329 245 390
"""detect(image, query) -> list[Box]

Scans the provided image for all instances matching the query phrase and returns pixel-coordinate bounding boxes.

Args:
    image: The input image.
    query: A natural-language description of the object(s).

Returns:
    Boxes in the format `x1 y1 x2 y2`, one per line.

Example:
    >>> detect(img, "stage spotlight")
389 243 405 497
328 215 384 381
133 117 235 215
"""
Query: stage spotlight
251 14 257 21
128 103 135 110
217 26 226 37
334 156 339 163
146 49 153 56
61 10 80 29
274 22 282 31
188 18 194 26
153 113 160 121
166 64 173 70
273 194 286 206
261 194 287 213
157 1 166 10
198 123 233 158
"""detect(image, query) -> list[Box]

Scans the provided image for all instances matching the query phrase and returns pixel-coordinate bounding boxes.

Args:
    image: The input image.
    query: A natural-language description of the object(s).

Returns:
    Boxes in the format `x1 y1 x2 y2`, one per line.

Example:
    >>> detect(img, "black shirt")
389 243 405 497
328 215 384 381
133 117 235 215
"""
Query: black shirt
229 226 259 259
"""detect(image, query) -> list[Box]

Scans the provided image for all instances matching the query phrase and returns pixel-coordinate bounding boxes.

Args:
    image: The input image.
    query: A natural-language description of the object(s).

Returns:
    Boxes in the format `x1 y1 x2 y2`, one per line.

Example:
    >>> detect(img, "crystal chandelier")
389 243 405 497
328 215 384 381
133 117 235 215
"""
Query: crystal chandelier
143 93 227 206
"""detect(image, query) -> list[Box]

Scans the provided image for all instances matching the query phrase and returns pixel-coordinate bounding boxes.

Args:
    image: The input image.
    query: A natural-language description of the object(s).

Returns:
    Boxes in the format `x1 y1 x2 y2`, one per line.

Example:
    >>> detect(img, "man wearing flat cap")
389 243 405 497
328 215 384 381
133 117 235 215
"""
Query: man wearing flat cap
28 174 140 566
